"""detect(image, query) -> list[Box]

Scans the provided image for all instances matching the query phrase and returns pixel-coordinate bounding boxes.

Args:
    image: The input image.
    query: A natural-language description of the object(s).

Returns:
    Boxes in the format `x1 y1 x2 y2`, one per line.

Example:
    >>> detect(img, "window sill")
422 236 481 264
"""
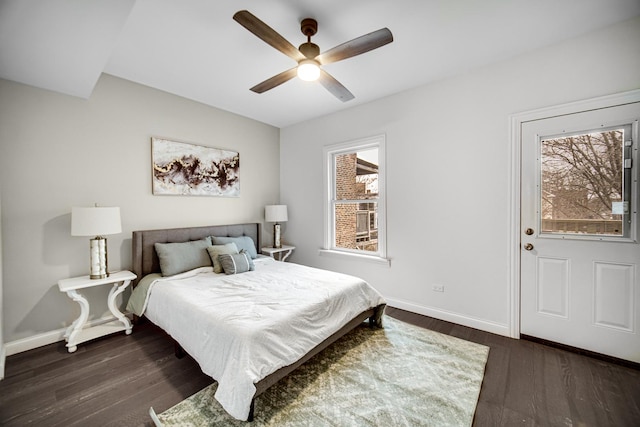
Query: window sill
318 249 391 267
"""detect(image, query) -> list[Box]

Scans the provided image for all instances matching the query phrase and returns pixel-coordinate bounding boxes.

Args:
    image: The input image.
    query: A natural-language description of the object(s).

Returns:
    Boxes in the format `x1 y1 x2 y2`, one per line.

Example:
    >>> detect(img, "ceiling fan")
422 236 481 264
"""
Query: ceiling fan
233 10 393 102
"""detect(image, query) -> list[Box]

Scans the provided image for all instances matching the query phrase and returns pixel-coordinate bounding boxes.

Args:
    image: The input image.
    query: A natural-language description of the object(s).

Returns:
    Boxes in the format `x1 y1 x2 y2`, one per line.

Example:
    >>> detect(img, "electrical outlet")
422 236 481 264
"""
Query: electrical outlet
432 284 445 292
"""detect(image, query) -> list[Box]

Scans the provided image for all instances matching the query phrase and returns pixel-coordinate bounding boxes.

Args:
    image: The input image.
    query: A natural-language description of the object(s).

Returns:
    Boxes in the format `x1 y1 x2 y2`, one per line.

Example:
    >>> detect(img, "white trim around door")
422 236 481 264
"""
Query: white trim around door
508 89 640 339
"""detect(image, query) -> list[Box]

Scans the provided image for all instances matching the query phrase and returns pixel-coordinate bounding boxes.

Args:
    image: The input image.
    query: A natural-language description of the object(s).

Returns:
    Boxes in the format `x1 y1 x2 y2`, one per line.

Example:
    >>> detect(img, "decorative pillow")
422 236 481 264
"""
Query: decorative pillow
211 235 258 259
206 242 239 273
154 237 212 277
218 250 255 275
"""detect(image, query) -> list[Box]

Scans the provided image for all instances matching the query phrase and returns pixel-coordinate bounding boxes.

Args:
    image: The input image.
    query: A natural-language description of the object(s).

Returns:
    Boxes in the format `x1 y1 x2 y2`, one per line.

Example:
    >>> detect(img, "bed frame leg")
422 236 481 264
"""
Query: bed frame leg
369 304 385 329
247 398 255 422
369 316 378 328
174 341 186 359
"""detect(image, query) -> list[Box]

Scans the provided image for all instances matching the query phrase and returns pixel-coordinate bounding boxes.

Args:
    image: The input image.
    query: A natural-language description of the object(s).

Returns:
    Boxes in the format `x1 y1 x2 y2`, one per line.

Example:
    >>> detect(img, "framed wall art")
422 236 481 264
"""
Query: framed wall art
151 137 240 197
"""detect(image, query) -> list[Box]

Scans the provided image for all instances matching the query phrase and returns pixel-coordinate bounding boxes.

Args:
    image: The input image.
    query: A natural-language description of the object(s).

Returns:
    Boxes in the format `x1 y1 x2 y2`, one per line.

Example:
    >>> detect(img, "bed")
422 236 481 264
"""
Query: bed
127 223 386 421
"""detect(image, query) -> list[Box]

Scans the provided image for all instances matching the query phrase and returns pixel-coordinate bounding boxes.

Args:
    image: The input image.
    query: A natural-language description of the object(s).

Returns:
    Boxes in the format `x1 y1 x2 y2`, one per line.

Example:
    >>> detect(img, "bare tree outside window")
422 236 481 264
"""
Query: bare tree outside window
540 129 624 236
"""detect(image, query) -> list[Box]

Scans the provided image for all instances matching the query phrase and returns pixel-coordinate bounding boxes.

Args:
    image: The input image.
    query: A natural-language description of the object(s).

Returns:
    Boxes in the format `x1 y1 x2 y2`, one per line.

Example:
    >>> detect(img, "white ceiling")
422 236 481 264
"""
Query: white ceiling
1 0 639 128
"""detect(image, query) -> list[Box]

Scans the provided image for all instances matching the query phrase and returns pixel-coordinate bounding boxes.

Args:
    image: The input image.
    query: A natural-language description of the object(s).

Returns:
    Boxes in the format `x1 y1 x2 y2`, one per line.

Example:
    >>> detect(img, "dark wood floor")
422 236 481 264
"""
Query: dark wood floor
1 307 639 426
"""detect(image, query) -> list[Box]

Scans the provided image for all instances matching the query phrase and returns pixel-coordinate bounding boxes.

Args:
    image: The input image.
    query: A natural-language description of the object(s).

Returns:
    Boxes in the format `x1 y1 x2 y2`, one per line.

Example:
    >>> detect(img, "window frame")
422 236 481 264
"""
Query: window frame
321 134 388 263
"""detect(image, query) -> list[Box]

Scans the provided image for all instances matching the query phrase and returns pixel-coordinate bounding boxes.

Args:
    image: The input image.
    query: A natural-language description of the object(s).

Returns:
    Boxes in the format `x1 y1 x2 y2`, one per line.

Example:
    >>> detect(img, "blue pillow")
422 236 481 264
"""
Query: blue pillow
211 235 257 259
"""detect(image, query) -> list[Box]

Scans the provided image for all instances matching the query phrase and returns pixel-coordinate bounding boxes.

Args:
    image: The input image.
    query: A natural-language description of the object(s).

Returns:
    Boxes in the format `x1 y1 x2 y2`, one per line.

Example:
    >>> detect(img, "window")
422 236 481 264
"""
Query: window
539 124 633 239
323 135 386 261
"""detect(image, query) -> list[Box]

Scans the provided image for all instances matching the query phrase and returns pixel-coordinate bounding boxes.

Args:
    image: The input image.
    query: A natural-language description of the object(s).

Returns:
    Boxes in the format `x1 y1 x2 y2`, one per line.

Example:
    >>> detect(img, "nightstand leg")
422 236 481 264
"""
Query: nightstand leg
108 280 133 335
281 249 293 262
65 289 90 353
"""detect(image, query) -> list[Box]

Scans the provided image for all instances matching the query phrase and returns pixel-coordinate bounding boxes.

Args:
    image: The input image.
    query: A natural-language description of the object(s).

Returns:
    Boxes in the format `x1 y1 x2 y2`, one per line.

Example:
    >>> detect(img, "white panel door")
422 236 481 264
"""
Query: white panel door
521 102 640 363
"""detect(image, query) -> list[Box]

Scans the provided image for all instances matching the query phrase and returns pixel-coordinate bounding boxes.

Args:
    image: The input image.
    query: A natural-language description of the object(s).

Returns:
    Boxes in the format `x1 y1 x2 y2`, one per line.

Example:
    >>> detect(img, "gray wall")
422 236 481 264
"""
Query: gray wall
280 17 640 336
0 74 280 346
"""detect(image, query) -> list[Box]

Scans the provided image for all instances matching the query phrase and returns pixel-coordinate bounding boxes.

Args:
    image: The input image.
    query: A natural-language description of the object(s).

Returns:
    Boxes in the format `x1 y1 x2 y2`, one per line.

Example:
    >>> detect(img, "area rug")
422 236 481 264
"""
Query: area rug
150 316 489 426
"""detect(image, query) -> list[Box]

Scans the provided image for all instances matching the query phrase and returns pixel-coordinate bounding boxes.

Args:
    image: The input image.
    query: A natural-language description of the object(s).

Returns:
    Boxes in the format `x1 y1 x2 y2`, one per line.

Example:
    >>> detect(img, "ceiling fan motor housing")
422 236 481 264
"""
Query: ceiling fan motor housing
299 42 320 59
300 18 317 37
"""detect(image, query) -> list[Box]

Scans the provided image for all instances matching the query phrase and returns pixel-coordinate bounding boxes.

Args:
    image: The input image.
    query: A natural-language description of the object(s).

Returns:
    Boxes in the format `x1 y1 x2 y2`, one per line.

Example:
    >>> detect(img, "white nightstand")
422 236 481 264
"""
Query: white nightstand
58 270 137 352
261 245 295 262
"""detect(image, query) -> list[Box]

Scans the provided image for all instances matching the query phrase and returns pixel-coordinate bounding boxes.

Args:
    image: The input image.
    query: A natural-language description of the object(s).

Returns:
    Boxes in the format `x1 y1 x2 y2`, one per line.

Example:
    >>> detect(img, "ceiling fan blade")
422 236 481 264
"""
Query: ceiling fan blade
318 69 354 102
233 10 305 62
250 67 298 93
316 28 393 65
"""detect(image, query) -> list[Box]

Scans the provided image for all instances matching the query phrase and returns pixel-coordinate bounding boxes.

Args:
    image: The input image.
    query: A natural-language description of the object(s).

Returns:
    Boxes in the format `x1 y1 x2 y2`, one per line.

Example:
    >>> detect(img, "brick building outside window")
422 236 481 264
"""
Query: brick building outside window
335 153 378 251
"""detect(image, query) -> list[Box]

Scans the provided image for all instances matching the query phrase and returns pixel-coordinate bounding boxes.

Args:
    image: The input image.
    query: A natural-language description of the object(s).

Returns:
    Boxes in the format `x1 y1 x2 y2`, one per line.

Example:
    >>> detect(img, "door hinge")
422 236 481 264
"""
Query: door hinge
624 158 632 169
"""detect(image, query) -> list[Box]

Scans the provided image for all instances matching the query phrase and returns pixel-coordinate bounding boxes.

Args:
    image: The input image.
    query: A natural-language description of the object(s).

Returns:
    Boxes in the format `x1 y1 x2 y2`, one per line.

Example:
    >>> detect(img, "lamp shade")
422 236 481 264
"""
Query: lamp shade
71 206 122 237
265 205 288 223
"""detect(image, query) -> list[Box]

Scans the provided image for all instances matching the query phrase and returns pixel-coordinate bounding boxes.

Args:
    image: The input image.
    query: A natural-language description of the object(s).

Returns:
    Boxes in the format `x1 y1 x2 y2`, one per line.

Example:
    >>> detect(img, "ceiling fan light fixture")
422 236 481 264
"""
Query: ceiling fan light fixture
233 11 392 101
297 59 320 81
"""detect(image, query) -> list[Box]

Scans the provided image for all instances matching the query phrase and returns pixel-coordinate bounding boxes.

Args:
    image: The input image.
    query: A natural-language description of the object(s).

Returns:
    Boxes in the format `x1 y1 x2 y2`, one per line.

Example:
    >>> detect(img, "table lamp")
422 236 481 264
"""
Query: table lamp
265 205 288 248
71 205 122 279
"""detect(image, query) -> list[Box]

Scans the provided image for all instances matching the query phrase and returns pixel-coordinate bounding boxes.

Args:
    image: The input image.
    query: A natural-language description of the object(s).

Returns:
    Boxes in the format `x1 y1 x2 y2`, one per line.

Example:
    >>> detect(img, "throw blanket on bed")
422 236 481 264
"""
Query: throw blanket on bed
127 257 385 420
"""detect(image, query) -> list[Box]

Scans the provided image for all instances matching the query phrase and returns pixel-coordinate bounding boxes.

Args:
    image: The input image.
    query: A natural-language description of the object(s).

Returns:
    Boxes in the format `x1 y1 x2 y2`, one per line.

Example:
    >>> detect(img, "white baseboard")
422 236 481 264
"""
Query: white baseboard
4 314 130 357
5 328 67 357
385 297 511 337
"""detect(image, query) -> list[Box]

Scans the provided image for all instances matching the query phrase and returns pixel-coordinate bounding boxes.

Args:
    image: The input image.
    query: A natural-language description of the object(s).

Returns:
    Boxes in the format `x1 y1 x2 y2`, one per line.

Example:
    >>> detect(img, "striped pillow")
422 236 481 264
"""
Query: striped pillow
218 250 255 275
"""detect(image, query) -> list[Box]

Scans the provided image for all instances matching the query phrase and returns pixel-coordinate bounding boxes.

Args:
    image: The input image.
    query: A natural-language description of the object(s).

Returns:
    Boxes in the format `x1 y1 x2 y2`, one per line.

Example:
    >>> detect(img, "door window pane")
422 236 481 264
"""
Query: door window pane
540 128 628 236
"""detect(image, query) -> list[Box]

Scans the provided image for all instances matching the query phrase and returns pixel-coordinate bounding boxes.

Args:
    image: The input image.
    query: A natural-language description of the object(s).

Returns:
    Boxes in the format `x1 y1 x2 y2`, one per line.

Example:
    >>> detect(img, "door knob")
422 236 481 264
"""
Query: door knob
524 243 534 251
525 228 534 235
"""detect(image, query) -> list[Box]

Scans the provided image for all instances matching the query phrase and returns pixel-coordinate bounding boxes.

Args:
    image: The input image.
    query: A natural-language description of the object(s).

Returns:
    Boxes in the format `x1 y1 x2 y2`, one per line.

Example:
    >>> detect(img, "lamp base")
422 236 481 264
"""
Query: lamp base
89 236 109 279
273 223 282 249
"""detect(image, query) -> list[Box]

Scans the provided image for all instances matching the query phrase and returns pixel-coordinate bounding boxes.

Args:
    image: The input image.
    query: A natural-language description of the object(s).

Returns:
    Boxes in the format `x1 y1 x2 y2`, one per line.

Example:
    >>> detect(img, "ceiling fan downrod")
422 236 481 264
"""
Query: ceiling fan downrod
299 18 319 59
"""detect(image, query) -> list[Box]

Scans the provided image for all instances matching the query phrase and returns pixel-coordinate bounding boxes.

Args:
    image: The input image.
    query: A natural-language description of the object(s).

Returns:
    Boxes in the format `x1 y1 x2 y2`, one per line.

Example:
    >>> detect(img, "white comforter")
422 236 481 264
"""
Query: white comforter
139 257 385 420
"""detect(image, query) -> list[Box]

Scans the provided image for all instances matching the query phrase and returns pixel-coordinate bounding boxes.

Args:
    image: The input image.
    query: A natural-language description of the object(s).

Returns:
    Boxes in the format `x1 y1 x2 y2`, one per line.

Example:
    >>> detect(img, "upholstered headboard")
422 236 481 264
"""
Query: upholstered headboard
131 223 261 286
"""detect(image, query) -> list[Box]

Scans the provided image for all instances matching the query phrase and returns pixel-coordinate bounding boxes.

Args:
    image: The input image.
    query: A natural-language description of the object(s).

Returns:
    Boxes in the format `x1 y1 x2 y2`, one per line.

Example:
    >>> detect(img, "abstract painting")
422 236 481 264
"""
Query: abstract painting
152 137 240 197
